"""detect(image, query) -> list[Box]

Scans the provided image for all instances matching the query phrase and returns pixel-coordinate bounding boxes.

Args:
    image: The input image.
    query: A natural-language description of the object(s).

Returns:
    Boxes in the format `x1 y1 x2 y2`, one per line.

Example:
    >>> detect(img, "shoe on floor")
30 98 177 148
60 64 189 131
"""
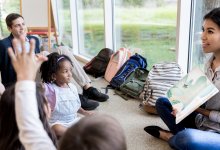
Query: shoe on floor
144 126 166 138
79 94 99 110
83 87 109 102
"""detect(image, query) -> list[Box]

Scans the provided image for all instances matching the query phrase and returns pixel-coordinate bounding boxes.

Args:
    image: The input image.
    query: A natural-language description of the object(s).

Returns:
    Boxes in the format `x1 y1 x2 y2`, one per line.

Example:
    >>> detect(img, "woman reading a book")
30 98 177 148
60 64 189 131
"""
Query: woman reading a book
144 7 220 150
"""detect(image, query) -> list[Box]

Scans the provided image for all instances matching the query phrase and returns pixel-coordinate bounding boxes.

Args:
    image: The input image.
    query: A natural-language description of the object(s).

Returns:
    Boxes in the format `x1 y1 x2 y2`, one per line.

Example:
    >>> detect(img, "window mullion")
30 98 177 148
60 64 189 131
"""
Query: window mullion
176 0 192 74
104 0 114 50
70 0 79 55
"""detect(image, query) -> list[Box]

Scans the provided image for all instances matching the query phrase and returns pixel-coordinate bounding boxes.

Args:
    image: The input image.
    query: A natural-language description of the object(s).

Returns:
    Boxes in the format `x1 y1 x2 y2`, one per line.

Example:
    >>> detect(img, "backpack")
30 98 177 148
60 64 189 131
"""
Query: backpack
119 68 149 99
141 62 182 107
104 48 131 82
110 53 147 89
83 48 114 78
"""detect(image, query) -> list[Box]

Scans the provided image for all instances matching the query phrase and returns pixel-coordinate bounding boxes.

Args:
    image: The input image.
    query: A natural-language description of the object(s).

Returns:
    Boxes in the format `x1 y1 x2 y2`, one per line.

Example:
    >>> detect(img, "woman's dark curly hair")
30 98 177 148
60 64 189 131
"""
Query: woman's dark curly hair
40 52 73 83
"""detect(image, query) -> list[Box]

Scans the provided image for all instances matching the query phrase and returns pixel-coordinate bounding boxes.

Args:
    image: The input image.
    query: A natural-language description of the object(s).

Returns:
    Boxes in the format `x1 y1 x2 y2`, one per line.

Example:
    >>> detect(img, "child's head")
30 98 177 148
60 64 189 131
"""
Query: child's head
58 114 127 150
0 83 57 149
40 52 73 85
202 7 220 54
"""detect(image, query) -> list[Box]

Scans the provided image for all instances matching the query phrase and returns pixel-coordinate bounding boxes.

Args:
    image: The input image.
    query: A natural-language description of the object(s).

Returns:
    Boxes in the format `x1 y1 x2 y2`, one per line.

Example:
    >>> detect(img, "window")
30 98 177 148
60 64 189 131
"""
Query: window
189 0 220 70
114 0 177 68
71 0 178 66
55 0 73 47
76 0 105 58
0 0 20 38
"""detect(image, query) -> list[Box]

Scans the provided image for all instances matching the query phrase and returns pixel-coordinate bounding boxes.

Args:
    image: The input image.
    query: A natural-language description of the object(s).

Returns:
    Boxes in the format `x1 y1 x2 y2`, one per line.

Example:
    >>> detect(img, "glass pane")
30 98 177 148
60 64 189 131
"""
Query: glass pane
0 0 20 38
55 0 73 48
190 0 220 70
114 0 177 68
77 0 105 58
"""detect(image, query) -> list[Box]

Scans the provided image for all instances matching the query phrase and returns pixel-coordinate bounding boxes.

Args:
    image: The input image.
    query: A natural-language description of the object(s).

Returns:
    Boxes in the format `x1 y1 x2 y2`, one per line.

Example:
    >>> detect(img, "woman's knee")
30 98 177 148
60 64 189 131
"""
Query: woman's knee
156 97 168 105
155 97 170 110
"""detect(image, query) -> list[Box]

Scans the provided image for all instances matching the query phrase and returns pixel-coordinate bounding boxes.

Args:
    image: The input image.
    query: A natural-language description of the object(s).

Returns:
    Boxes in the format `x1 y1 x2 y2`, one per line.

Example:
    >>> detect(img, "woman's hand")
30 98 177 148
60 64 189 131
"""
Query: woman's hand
171 108 178 117
8 36 47 81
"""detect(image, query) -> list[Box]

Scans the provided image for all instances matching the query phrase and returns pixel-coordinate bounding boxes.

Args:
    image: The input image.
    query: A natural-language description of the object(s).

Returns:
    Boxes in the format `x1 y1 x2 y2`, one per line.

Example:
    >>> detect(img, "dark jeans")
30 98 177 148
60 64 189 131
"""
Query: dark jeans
156 97 197 134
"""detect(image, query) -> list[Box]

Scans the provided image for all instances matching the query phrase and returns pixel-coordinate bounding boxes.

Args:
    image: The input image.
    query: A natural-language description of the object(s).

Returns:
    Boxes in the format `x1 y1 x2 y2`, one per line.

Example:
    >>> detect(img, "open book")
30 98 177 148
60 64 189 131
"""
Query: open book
166 67 219 124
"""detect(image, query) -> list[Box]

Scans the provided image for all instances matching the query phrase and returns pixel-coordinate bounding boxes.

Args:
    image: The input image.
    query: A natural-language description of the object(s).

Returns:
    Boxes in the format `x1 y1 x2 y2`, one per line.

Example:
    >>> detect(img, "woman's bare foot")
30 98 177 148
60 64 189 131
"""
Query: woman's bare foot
159 130 173 141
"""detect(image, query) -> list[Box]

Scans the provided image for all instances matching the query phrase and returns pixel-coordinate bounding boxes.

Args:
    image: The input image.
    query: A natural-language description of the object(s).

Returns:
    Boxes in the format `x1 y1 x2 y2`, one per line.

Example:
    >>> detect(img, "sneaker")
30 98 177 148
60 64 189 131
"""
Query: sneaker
79 94 99 110
83 87 109 102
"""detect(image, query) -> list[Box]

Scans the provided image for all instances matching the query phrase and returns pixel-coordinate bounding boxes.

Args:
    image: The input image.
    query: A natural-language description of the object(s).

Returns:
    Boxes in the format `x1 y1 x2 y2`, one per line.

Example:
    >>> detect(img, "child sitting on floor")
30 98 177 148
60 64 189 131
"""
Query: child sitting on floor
9 36 127 150
40 52 93 138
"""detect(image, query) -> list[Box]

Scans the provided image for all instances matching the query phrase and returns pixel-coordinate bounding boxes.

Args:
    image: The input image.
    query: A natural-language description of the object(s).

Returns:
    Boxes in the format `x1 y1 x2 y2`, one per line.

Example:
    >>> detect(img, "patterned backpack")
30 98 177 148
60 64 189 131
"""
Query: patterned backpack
140 62 182 114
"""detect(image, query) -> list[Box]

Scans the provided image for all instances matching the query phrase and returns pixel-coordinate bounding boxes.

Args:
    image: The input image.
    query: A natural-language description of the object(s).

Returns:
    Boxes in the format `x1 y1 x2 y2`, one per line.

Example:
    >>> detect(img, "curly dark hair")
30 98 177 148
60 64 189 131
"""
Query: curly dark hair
40 52 73 83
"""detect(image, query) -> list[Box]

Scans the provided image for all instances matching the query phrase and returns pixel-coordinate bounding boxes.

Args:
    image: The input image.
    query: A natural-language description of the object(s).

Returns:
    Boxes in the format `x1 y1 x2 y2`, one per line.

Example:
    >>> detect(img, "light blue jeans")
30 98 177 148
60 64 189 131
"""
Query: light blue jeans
168 129 220 150
156 97 220 150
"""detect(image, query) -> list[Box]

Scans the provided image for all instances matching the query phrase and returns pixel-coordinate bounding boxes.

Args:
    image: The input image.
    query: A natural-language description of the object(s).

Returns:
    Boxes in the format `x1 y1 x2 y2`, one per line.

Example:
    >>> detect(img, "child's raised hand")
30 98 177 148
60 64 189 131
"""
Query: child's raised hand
8 36 48 81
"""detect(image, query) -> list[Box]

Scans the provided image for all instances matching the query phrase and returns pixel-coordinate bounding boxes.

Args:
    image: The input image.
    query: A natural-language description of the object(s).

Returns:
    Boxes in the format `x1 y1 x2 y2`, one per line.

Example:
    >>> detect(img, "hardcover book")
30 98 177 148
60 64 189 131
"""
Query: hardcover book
166 67 219 124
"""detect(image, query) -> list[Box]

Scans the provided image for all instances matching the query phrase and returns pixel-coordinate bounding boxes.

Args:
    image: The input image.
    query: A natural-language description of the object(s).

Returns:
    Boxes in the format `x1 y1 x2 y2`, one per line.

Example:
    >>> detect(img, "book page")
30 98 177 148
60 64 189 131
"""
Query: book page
166 67 219 124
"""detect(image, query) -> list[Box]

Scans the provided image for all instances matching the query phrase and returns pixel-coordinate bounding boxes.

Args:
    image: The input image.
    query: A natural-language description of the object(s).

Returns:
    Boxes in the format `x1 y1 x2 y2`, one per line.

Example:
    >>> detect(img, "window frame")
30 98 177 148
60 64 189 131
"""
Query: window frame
176 0 192 74
70 0 192 73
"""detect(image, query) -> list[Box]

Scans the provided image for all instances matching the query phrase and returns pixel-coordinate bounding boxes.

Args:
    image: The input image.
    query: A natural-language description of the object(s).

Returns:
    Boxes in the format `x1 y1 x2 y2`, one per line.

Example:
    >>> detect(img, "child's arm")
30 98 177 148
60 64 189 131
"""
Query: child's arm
78 107 93 116
68 83 94 116
16 81 56 150
9 37 56 150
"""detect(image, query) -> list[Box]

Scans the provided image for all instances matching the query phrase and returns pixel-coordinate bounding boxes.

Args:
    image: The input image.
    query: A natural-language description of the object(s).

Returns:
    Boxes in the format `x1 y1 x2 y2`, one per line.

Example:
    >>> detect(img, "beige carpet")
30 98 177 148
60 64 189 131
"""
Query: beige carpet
78 76 172 150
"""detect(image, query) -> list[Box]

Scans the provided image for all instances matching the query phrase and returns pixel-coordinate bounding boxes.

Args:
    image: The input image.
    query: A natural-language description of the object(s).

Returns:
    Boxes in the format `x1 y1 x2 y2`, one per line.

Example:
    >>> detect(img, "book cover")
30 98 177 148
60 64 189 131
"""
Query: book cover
166 67 219 124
